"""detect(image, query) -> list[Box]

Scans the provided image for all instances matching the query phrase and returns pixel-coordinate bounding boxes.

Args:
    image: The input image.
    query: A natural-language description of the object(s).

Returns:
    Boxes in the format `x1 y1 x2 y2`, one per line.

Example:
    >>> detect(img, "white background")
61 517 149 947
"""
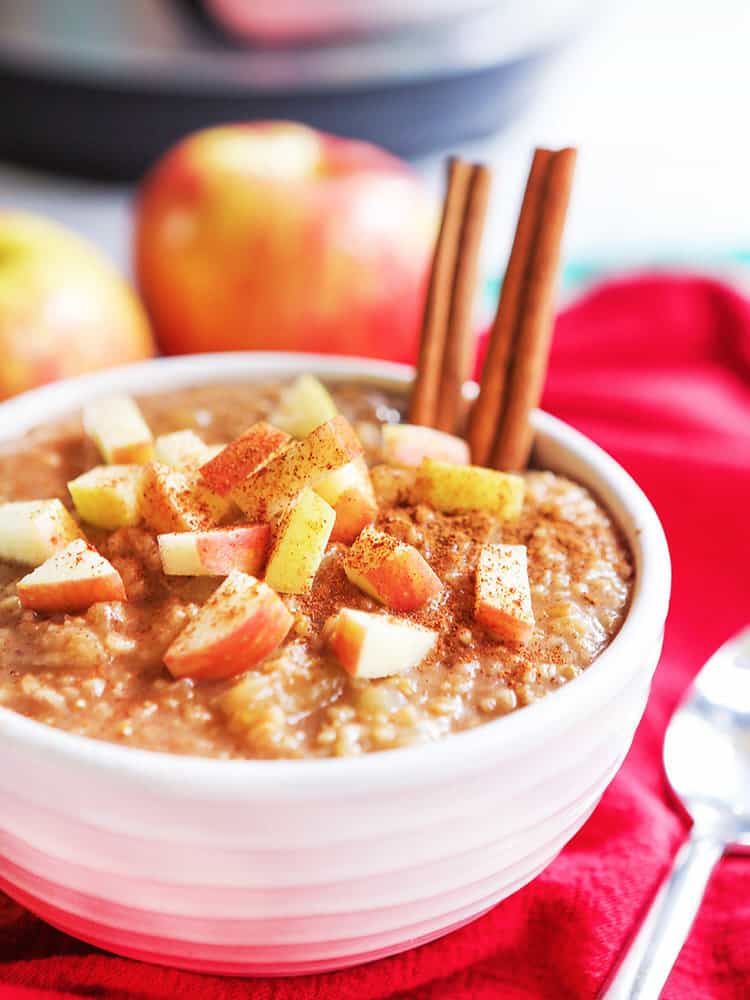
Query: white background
1 0 749 279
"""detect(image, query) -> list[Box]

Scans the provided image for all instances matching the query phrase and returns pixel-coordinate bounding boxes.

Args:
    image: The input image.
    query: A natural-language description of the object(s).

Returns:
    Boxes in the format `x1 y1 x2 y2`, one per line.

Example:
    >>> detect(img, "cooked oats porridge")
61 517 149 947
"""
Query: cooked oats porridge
0 377 632 758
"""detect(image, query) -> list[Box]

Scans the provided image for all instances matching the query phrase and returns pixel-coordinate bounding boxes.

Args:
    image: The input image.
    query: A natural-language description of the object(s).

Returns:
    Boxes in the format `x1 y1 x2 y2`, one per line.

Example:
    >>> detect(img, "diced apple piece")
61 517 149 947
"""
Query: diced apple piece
369 464 418 508
17 538 126 612
382 423 470 467
415 458 525 517
83 395 154 465
199 422 291 497
139 462 228 533
163 570 293 680
68 465 143 530
314 456 378 543
193 478 233 524
271 374 338 438
343 526 442 612
0 499 84 566
153 430 216 470
475 543 535 643
325 608 437 679
232 415 363 521
264 487 335 594
158 525 270 577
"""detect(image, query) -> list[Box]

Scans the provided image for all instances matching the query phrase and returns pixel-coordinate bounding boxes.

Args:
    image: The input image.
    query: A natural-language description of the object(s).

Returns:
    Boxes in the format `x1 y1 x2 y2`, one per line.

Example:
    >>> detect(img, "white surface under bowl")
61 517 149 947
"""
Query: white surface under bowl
0 353 670 976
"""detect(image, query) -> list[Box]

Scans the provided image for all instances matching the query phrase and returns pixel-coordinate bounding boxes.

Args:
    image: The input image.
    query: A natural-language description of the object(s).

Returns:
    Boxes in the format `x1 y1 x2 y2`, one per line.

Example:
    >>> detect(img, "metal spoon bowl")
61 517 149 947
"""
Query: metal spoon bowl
601 625 750 998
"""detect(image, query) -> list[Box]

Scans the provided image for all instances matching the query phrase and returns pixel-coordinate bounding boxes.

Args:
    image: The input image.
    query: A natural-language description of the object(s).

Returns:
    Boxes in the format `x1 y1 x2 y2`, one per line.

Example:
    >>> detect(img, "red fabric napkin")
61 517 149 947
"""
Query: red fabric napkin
2 274 750 999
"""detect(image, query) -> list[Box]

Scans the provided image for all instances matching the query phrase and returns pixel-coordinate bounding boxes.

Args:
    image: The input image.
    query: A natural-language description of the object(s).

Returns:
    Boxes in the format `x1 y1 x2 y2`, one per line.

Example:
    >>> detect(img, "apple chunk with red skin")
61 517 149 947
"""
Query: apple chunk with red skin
343 526 442 612
381 424 470 467
139 462 229 533
199 422 290 497
164 570 293 680
474 544 534 643
158 525 270 577
325 607 437 679
232 414 362 521
17 538 126 612
314 456 377 543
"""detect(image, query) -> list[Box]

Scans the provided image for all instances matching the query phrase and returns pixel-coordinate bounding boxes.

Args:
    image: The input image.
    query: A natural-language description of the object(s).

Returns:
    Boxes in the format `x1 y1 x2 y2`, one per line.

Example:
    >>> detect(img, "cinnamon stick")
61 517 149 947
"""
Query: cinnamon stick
467 149 553 466
434 164 492 433
490 147 577 470
408 158 473 426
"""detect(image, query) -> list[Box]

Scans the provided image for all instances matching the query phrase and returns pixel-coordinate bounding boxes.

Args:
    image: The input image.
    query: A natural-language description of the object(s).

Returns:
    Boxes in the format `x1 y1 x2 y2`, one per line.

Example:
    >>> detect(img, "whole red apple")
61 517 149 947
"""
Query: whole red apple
134 122 436 363
0 213 154 400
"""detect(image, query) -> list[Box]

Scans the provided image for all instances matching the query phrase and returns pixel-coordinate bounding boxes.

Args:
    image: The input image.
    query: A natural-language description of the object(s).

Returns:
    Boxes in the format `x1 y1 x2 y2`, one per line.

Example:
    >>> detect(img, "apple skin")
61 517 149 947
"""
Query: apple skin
139 463 228 534
0 213 154 400
158 525 271 577
135 122 436 363
17 540 127 613
18 569 126 613
199 422 291 497
164 571 293 680
231 415 362 522
344 527 443 612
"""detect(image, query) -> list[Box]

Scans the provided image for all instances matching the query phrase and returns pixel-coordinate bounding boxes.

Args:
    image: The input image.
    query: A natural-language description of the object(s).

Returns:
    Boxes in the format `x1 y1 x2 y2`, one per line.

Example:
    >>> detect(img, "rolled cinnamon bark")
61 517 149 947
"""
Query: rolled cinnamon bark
409 157 473 427
435 163 492 435
490 147 577 470
467 148 553 466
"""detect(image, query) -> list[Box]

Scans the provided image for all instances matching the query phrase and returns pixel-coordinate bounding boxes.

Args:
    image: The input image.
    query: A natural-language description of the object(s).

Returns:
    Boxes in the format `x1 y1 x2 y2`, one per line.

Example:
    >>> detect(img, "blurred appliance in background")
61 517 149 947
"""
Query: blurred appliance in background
0 0 596 179
205 0 500 42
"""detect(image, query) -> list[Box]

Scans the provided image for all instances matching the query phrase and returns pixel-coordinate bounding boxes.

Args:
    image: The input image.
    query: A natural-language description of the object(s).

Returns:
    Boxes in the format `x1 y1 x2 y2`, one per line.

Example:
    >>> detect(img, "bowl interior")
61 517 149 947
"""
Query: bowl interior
0 352 671 791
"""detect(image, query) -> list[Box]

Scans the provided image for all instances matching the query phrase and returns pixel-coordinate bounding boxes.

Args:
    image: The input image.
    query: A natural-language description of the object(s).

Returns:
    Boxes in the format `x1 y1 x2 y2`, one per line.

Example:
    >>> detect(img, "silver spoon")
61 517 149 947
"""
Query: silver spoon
600 625 750 999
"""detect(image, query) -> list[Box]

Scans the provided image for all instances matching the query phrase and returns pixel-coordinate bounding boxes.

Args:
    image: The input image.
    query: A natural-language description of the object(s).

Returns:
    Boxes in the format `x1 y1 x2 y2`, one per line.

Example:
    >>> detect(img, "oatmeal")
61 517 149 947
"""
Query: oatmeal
0 378 632 758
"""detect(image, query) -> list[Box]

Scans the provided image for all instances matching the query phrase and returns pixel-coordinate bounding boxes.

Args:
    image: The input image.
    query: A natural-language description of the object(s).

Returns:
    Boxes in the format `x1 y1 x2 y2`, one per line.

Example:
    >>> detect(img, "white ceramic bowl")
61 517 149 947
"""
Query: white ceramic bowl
0 353 670 976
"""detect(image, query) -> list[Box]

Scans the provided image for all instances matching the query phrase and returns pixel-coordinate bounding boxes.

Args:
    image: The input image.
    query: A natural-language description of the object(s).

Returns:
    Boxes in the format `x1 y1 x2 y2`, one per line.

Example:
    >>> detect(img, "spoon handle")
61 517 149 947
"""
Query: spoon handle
599 830 725 999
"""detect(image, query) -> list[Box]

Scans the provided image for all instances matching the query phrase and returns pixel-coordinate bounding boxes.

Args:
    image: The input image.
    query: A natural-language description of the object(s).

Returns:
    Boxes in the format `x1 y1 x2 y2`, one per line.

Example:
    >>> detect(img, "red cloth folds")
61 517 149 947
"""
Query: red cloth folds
2 274 750 999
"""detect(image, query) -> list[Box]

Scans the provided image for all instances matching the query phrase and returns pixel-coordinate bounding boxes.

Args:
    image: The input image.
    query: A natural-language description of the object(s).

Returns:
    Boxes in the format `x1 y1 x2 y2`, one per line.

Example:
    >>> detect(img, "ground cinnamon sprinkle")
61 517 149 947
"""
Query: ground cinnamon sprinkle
0 380 633 759
297 470 632 699
199 422 291 497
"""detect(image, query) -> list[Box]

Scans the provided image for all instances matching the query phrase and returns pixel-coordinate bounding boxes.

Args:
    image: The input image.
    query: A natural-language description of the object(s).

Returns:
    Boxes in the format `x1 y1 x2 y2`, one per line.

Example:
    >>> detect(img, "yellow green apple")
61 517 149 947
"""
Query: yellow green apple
0 212 154 400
